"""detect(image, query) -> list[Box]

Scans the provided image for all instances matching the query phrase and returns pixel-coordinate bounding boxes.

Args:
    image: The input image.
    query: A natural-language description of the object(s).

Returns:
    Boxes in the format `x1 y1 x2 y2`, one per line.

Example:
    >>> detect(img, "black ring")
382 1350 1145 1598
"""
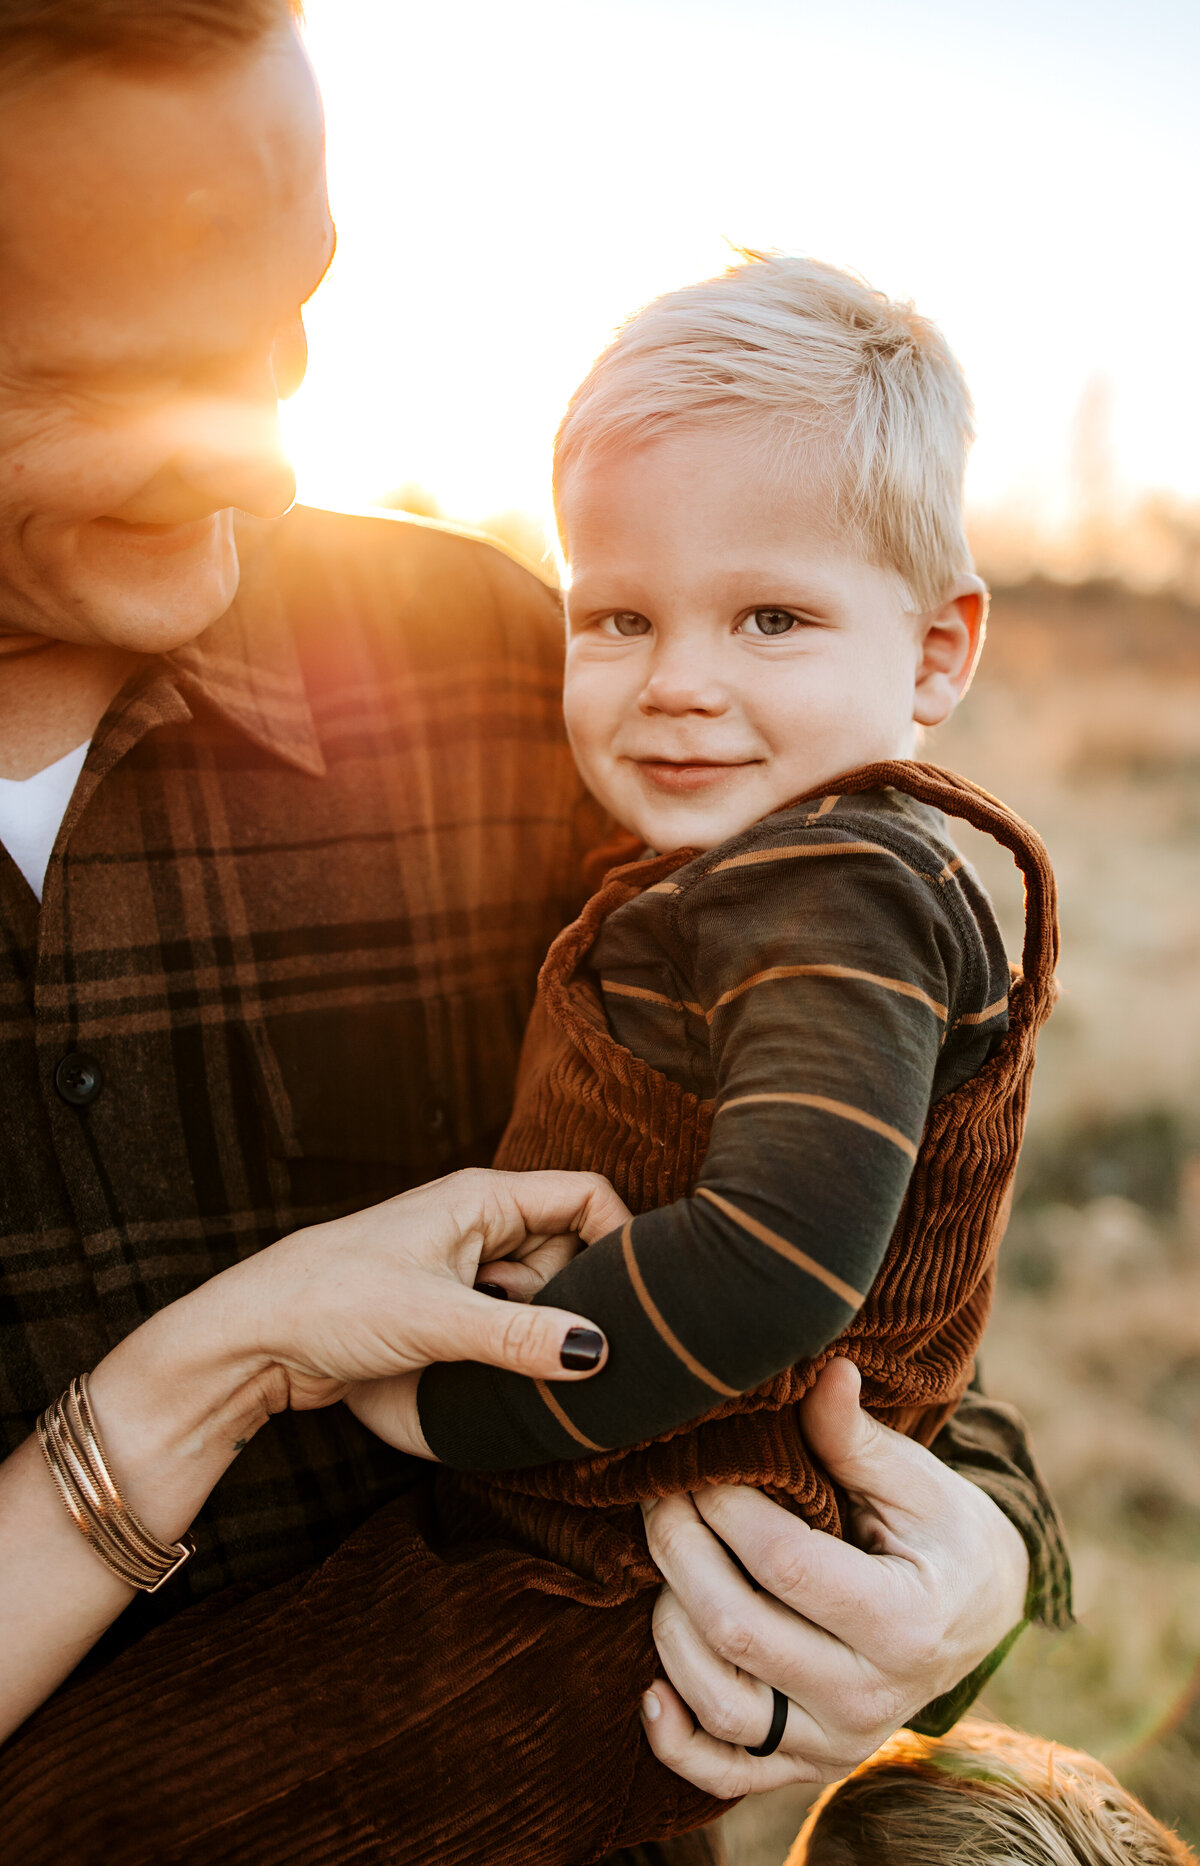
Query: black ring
744 1686 789 1757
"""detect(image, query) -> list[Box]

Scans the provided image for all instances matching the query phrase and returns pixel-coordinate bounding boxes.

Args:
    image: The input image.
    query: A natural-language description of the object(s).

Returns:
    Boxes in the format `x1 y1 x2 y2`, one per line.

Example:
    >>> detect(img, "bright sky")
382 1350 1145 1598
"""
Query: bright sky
283 0 1200 535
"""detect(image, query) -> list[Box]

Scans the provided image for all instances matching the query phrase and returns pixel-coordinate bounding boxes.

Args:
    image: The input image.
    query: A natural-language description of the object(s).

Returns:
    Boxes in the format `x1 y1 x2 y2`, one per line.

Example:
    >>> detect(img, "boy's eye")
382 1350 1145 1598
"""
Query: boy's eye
601 611 651 638
741 608 800 637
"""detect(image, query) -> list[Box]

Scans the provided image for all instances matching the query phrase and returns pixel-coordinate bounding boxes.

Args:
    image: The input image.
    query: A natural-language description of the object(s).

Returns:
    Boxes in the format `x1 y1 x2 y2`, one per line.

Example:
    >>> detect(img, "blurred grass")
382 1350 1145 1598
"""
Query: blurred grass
712 581 1200 1862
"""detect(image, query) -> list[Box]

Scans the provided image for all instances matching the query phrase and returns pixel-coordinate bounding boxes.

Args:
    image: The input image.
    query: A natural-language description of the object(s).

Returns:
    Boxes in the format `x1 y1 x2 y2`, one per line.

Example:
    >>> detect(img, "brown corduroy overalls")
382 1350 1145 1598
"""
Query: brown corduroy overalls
445 761 1059 1546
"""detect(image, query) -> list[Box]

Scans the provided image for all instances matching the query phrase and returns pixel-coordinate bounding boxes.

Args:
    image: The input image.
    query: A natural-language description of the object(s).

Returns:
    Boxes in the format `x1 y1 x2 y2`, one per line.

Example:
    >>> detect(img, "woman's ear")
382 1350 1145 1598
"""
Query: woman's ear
912 575 989 728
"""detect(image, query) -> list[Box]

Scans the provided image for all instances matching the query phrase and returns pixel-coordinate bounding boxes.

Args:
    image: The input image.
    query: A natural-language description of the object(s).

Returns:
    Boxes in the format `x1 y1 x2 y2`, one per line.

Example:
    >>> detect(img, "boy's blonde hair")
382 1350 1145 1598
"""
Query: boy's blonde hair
791 1720 1197 1866
553 253 976 613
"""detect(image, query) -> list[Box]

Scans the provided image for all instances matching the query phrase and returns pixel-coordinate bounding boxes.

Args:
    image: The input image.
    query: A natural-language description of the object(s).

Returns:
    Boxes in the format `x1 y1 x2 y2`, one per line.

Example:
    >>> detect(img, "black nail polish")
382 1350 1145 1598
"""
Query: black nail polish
560 1327 604 1370
477 1282 510 1300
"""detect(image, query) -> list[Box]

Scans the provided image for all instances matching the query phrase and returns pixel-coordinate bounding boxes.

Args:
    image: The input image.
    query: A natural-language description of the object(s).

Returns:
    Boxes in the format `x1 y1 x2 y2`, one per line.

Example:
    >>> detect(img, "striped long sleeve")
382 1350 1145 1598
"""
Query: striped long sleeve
419 791 1012 1469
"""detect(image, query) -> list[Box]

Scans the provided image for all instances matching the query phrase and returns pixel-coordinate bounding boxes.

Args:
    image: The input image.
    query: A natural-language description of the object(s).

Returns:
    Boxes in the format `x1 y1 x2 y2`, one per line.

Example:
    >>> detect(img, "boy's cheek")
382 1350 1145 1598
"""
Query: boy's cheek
563 667 619 753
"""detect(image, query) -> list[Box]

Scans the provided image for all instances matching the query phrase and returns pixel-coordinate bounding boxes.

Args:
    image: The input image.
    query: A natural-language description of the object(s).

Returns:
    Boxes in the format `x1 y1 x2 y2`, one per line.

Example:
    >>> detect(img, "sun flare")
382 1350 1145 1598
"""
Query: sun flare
285 0 1200 555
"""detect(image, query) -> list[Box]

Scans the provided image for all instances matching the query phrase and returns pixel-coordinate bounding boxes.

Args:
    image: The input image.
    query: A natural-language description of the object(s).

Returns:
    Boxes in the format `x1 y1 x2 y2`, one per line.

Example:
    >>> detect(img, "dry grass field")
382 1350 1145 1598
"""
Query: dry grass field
714 579 1200 1862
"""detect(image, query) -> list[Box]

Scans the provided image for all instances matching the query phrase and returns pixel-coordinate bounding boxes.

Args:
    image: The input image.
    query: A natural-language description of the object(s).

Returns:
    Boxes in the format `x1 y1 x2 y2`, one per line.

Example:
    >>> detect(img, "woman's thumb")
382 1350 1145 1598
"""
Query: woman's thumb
458 1287 608 1382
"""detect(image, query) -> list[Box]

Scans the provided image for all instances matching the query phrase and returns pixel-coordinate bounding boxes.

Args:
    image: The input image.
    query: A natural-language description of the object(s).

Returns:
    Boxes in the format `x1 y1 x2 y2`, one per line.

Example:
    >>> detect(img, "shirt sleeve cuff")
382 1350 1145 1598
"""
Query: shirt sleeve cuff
906 1620 1027 1737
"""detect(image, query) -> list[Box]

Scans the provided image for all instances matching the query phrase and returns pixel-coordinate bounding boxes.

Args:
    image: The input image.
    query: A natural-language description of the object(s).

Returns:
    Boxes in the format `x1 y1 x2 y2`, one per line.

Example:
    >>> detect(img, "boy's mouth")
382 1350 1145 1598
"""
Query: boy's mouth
633 757 758 794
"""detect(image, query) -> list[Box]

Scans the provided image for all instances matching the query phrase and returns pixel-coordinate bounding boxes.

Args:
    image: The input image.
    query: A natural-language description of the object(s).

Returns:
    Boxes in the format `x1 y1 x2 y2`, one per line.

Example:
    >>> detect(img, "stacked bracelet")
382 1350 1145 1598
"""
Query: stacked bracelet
37 1374 194 1593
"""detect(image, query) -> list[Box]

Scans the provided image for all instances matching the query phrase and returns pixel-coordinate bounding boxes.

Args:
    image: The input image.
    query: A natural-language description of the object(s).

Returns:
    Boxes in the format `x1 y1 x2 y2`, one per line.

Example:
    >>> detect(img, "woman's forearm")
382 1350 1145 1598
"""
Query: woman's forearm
0 1276 275 1740
0 1167 620 1741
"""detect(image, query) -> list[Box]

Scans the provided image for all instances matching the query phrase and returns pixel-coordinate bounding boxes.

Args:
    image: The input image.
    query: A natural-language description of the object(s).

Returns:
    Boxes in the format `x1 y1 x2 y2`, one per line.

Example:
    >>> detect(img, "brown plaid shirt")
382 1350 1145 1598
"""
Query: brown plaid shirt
0 504 1070 1657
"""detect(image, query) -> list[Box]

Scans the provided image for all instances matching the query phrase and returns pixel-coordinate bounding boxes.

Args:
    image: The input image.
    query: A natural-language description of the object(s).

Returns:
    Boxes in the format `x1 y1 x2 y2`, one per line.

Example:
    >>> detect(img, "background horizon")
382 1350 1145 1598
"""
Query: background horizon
284 0 1200 597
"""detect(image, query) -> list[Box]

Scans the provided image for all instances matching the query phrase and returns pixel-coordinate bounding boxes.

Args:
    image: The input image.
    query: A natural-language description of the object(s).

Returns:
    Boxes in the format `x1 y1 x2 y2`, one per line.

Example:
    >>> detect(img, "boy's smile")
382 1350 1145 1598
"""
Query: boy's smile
560 427 985 853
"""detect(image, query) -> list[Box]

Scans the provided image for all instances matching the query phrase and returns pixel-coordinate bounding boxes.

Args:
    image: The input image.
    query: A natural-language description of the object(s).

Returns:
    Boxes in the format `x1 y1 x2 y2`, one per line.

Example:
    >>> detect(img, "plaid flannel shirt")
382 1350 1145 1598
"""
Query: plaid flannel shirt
0 504 1071 1654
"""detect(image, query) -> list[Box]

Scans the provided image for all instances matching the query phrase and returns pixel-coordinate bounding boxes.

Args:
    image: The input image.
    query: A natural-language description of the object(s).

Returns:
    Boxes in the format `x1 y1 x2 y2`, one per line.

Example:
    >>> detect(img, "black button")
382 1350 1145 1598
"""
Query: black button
55 1051 104 1108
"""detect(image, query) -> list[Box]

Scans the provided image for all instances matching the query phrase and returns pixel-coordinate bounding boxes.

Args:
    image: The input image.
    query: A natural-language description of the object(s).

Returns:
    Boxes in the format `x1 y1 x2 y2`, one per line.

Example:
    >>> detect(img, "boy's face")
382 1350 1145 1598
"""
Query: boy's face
561 427 983 853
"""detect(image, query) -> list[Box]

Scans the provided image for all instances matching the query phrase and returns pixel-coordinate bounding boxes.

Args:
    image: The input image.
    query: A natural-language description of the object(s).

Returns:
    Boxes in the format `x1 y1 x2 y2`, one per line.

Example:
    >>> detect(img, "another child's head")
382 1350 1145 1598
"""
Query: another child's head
555 253 987 852
789 1720 1196 1866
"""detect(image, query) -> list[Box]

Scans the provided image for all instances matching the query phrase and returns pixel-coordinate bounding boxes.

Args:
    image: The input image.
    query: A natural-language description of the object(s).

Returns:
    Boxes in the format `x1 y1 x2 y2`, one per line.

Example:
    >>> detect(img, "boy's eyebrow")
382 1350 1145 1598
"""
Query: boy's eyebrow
566 579 841 616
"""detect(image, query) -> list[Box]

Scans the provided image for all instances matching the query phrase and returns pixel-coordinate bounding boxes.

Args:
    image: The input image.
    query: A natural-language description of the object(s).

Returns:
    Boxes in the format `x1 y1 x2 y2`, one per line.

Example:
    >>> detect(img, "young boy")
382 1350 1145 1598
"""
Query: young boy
340 257 1061 1855
345 264 1056 1789
353 253 1058 1487
790 1719 1197 1866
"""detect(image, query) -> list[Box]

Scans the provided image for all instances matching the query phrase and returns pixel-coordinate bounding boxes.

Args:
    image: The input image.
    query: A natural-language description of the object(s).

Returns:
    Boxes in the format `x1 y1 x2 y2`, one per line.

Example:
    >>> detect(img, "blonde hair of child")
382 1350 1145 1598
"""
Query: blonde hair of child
553 252 976 613
790 1720 1197 1866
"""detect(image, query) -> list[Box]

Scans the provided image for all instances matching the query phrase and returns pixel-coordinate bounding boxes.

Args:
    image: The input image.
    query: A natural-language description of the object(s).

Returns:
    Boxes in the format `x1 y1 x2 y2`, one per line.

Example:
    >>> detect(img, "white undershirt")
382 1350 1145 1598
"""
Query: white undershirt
0 740 91 901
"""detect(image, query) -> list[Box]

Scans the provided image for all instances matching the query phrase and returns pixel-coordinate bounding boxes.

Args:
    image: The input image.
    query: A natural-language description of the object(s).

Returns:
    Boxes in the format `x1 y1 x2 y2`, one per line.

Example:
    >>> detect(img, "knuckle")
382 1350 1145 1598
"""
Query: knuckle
715 1762 752 1799
833 1685 880 1745
698 1693 749 1745
496 1305 539 1368
759 1530 813 1601
837 1682 900 1750
707 1606 756 1668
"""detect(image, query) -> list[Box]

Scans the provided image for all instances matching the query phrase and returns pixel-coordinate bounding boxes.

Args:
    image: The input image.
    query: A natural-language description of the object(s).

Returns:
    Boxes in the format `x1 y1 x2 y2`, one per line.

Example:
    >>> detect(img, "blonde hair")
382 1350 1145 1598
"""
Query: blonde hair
553 252 976 612
792 1720 1197 1866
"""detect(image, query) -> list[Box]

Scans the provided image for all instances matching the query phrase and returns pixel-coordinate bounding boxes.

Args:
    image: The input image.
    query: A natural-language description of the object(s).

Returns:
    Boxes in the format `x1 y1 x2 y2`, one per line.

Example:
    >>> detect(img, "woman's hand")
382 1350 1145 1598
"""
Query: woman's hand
232 1167 629 1414
304 1169 629 1457
0 1167 627 1741
640 1359 1029 1794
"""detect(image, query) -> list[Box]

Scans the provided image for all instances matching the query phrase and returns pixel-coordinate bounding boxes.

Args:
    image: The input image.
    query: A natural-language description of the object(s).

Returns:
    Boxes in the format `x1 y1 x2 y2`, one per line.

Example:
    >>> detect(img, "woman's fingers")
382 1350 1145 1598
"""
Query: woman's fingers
476 1232 583 1301
639 1674 826 1799
645 1498 869 1740
426 1279 608 1381
651 1584 835 1766
474 1169 632 1259
687 1483 908 1654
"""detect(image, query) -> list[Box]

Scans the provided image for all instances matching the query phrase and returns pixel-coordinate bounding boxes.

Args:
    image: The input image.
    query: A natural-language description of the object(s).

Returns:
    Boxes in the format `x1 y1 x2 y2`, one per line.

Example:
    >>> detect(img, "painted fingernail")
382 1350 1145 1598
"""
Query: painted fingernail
641 1689 661 1723
477 1282 509 1300
560 1327 604 1370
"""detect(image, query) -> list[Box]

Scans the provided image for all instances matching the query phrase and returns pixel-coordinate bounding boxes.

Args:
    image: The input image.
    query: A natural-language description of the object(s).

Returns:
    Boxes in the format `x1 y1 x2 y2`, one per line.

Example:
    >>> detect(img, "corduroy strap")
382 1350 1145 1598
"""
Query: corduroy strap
797 760 1059 1004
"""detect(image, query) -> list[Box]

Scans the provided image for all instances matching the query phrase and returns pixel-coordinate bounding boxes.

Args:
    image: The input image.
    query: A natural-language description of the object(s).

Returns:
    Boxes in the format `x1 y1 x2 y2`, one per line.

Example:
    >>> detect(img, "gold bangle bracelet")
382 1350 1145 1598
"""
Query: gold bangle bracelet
37 1375 195 1594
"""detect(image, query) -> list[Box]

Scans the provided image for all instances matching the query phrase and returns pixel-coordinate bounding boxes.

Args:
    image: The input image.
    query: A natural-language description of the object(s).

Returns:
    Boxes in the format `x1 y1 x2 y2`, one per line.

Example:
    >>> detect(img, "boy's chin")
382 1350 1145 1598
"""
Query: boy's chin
629 797 765 857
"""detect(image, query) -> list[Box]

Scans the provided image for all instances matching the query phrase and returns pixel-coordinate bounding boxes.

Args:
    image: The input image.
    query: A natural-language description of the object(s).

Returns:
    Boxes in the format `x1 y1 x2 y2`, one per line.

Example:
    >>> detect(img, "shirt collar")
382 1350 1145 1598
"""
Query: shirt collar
165 518 326 779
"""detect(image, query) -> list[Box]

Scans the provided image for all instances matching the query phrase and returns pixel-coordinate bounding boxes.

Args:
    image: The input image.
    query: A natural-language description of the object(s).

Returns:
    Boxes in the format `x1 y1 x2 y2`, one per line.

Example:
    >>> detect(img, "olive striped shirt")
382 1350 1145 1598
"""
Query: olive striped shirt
420 787 1012 1465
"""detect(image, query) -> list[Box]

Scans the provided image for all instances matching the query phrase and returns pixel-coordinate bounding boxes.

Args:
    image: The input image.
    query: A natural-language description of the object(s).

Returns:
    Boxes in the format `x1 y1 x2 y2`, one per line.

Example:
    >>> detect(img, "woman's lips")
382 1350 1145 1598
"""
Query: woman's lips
633 759 756 793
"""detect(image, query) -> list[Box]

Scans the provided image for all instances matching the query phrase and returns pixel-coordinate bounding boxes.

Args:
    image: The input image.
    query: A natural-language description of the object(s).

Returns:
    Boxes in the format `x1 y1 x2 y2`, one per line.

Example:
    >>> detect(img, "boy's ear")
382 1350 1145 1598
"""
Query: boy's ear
912 575 989 728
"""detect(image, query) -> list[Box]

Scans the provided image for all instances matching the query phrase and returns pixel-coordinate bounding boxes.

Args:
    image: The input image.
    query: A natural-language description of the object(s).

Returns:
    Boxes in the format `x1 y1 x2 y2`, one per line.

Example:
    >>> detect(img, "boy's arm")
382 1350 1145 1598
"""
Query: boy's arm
418 830 1000 1468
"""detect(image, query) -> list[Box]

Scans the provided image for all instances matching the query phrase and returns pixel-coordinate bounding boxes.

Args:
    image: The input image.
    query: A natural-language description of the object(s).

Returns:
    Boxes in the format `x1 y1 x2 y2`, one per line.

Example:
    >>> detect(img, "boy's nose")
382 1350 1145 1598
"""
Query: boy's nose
638 647 729 717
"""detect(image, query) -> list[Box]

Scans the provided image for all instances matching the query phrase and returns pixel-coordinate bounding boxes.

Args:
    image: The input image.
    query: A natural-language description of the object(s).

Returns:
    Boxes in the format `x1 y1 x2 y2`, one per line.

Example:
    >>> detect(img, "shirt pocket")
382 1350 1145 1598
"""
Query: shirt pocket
592 959 707 1096
243 984 532 1193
